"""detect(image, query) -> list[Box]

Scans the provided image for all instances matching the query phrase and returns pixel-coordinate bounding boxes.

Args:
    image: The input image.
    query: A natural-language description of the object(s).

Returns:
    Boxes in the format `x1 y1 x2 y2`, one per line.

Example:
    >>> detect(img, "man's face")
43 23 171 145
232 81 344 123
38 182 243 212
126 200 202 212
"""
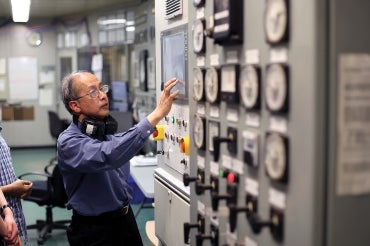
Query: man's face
72 72 109 120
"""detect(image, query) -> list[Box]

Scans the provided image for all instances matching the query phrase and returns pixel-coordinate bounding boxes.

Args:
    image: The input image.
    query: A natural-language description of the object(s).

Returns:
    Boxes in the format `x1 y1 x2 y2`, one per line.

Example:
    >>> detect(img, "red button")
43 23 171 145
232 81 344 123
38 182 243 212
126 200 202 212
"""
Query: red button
153 130 158 138
227 172 236 183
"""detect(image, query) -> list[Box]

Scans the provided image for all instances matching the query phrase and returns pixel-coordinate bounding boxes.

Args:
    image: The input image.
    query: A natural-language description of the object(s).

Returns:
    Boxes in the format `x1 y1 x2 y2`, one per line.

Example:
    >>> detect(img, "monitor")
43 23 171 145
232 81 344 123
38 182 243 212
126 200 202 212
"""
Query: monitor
161 24 188 100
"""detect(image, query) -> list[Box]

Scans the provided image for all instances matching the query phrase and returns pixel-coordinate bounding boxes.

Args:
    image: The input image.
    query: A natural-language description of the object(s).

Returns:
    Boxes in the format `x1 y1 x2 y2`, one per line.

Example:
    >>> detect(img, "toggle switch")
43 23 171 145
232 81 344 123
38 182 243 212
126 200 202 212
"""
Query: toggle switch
212 127 237 162
229 194 258 232
183 214 205 244
195 224 219 246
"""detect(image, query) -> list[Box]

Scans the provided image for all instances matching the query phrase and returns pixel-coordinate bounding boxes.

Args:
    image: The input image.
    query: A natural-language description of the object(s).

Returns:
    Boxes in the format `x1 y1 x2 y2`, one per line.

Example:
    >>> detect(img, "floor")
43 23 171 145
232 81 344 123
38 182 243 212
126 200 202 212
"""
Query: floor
11 147 155 246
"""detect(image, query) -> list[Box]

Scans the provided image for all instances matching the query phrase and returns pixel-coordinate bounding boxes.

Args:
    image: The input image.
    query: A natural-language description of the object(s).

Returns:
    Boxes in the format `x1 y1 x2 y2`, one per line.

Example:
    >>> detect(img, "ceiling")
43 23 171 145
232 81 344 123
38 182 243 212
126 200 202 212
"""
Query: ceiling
0 0 143 20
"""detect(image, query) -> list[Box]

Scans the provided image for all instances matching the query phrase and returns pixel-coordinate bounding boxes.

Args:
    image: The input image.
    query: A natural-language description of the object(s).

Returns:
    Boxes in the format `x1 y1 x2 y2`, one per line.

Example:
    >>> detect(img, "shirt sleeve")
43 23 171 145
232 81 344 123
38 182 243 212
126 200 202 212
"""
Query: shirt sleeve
57 118 155 173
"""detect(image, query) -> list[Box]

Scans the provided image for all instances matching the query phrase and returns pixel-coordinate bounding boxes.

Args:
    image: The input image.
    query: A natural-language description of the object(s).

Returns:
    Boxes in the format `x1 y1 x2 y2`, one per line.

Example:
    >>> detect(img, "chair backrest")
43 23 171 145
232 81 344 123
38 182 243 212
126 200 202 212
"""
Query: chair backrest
50 165 68 207
48 111 65 139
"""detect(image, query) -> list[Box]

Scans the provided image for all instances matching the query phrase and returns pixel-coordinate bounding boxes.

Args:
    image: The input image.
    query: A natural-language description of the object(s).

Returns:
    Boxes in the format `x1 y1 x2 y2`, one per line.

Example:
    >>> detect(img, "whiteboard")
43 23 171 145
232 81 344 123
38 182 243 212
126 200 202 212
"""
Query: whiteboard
8 57 38 100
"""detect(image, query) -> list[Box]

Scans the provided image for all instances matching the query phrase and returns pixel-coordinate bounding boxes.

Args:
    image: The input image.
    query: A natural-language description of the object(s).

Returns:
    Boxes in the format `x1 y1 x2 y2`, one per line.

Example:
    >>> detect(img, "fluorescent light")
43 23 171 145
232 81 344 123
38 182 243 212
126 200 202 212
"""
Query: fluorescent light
11 0 31 23
126 26 135 32
97 18 126 26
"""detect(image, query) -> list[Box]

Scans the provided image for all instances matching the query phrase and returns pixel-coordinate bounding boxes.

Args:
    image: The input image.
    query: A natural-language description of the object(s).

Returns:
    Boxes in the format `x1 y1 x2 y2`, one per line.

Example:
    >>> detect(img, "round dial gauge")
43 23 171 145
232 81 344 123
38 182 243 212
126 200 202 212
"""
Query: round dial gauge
193 116 206 149
26 31 42 47
265 63 289 112
239 65 260 109
264 133 288 181
193 68 204 101
193 0 205 8
205 67 220 103
193 19 205 54
264 0 289 44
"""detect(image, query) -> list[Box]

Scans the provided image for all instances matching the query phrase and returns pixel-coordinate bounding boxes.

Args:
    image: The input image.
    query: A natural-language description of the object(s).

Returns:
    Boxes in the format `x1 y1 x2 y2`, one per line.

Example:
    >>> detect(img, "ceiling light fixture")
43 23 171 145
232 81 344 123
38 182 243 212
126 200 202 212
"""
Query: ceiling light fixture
11 0 31 23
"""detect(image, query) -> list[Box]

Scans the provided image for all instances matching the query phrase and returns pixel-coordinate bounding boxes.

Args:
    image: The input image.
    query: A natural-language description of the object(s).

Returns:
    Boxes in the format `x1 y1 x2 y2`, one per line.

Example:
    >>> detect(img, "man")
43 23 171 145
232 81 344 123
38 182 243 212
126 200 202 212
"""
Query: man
0 128 32 245
57 71 179 245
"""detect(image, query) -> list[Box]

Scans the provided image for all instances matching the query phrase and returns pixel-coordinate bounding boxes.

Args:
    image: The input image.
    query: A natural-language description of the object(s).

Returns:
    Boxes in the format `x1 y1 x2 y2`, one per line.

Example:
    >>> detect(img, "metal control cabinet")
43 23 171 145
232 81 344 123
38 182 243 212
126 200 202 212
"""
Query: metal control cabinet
154 0 370 246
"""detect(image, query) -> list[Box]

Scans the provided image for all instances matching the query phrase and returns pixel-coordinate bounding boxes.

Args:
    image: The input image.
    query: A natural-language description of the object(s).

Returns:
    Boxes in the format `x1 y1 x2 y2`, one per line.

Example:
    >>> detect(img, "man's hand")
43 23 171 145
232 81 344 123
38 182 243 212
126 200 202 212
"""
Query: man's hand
147 78 179 126
9 179 33 198
2 208 21 245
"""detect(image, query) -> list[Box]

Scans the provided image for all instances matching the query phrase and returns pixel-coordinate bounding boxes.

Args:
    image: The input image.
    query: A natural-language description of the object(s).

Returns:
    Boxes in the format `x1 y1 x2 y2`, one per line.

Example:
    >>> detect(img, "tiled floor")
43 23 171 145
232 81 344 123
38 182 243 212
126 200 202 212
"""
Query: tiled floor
11 147 154 246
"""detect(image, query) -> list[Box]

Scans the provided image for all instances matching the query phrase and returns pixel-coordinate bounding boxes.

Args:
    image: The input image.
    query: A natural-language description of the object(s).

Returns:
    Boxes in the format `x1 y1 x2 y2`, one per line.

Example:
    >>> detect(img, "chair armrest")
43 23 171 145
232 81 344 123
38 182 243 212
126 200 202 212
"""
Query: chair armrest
18 172 50 180
44 162 57 175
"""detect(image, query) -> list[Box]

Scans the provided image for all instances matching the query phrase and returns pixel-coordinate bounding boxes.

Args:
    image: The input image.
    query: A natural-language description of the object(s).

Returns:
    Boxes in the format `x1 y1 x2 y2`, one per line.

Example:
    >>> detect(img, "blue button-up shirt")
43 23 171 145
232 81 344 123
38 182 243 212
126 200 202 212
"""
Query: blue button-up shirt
57 118 154 216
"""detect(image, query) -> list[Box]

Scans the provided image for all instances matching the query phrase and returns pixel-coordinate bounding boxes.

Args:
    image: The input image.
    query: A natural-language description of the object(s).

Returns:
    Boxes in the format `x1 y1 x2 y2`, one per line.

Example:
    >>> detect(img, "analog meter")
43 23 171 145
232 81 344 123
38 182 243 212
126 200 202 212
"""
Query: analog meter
221 64 239 104
193 19 206 54
264 132 289 183
193 115 206 150
205 67 220 103
264 0 289 45
239 65 261 109
193 68 205 101
265 63 289 113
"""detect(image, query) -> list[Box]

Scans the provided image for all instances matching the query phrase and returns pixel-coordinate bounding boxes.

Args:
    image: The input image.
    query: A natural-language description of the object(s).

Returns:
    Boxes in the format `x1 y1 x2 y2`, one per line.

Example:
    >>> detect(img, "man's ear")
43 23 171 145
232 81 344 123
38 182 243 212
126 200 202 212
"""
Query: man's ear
68 101 81 114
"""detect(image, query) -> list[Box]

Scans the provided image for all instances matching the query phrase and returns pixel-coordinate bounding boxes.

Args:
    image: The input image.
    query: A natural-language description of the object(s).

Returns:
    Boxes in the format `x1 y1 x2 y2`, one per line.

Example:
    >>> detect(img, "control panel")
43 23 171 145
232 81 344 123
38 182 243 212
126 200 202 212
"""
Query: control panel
154 0 370 246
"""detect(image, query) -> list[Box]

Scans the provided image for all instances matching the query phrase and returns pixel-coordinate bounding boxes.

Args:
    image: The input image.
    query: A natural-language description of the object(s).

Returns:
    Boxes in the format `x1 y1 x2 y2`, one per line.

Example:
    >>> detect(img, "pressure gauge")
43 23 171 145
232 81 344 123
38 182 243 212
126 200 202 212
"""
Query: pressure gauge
221 64 239 104
193 68 205 101
264 132 288 183
208 121 220 152
193 19 206 54
193 0 205 8
264 0 289 45
239 65 261 109
205 67 220 103
193 116 206 150
265 63 289 113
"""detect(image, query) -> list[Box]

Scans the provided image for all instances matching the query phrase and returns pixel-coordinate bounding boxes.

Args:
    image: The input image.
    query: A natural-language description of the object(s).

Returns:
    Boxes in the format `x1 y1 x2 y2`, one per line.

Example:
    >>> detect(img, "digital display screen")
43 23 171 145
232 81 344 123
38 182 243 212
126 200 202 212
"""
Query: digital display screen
161 24 188 100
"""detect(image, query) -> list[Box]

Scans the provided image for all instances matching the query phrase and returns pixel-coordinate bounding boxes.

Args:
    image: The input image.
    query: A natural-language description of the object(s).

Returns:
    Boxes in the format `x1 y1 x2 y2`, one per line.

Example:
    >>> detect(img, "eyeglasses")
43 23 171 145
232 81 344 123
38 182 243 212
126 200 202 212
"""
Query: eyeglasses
73 85 109 100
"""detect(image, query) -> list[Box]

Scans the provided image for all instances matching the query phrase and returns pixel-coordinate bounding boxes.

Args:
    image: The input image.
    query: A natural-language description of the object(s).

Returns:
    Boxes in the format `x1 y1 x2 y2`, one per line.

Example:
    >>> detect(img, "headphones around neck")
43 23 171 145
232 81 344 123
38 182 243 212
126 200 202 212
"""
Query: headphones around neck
79 115 118 140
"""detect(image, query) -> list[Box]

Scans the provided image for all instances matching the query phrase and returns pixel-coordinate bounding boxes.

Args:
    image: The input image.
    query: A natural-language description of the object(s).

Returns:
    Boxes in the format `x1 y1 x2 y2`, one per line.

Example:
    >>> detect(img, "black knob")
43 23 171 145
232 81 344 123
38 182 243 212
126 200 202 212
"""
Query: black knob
183 173 198 186
195 182 213 195
183 222 199 244
211 192 232 211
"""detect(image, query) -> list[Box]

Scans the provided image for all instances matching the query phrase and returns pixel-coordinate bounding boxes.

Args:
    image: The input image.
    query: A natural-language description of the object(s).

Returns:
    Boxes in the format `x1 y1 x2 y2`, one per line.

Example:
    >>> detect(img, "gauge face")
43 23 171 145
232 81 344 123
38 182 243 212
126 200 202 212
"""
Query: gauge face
264 132 288 182
264 0 289 44
240 65 261 109
265 63 289 113
205 67 220 103
193 0 205 8
208 121 220 152
193 116 206 149
221 65 239 103
193 19 205 54
193 68 205 101
27 31 42 47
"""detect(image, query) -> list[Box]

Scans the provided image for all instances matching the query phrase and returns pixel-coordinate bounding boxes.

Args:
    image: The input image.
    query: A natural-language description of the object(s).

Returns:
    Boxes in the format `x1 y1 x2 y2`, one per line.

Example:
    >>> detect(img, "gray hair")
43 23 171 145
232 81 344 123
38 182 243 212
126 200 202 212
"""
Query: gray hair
61 71 87 114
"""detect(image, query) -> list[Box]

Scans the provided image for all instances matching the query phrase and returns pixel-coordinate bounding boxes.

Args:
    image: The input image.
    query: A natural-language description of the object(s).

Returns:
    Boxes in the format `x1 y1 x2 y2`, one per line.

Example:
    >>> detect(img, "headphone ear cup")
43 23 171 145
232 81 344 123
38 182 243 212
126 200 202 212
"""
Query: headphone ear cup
81 118 106 139
104 115 118 135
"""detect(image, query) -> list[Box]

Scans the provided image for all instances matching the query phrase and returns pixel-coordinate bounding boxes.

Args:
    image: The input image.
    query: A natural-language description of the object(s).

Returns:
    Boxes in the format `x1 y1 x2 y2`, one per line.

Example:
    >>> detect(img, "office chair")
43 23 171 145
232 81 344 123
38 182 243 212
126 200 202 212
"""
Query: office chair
18 163 70 245
47 111 69 164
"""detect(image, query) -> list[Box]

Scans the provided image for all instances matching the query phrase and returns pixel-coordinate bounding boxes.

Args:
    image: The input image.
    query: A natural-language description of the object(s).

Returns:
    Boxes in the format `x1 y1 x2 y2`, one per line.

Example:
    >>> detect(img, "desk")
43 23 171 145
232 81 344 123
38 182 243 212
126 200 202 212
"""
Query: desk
130 156 157 217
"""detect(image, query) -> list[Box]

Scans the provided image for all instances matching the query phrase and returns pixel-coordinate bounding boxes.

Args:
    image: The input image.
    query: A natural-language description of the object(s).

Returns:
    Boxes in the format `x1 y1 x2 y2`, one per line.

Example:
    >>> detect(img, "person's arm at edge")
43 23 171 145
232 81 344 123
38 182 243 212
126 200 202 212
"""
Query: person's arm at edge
0 189 20 245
